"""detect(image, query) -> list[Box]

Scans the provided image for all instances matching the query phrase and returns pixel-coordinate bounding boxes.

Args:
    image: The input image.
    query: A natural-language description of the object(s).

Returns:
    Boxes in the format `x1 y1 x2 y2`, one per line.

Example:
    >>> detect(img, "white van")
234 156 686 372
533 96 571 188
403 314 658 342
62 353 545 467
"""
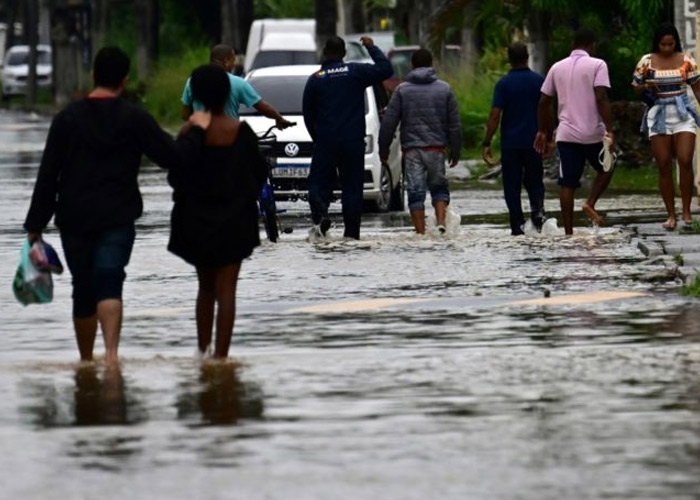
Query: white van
244 19 317 74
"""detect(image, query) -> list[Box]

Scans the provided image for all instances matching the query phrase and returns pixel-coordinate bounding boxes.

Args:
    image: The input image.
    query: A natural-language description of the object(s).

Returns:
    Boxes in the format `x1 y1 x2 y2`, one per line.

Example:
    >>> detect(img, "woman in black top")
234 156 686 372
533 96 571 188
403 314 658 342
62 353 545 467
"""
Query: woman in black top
168 65 267 358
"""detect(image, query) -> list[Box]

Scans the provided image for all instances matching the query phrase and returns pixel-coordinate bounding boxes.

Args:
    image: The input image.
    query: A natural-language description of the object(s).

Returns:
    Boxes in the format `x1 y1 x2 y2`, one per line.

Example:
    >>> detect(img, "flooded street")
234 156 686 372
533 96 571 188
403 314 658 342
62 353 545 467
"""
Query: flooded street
2 108 700 499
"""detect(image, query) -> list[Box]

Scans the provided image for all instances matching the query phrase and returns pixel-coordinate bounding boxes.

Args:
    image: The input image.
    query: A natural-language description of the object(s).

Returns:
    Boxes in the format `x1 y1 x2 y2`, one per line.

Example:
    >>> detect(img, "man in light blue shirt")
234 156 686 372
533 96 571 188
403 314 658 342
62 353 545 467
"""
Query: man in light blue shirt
181 45 292 128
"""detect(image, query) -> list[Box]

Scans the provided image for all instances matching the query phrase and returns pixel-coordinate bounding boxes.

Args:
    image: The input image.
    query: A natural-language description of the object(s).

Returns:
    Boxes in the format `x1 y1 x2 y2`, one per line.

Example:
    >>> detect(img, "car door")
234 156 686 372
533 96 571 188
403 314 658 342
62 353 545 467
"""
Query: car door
372 83 401 190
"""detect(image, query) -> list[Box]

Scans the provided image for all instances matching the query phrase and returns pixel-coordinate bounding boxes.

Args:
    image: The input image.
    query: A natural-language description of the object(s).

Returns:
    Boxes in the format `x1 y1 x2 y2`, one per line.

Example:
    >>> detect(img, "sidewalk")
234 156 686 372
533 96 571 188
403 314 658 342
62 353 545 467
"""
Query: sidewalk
632 222 700 285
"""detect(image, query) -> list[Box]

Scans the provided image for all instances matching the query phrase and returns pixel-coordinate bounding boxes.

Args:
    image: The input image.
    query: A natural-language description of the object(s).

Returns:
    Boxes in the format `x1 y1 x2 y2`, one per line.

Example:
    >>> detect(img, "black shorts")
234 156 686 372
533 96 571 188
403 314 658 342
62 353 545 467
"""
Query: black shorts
556 141 604 188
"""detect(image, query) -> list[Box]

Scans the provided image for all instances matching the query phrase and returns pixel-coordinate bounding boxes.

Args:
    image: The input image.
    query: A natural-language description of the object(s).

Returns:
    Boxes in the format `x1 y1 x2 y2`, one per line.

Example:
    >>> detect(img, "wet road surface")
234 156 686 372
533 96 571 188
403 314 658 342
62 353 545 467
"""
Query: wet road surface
1 109 700 499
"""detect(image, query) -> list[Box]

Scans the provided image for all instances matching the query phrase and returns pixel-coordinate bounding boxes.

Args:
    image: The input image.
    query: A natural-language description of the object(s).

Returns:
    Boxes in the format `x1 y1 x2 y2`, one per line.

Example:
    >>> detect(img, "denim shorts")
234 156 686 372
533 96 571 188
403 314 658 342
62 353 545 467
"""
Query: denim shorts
404 149 450 211
60 224 136 317
556 141 604 188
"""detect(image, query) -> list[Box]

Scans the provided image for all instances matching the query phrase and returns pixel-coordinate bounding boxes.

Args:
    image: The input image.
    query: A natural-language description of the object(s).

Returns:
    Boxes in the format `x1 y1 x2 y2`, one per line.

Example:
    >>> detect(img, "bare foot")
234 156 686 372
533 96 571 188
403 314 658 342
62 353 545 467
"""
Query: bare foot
683 214 693 226
582 203 605 226
663 217 677 230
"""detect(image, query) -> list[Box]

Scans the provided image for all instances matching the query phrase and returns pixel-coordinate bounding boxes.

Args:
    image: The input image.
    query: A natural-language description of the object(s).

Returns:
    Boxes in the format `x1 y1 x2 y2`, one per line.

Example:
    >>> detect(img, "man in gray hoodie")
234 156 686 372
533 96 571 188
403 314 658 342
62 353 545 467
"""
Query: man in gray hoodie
379 48 462 234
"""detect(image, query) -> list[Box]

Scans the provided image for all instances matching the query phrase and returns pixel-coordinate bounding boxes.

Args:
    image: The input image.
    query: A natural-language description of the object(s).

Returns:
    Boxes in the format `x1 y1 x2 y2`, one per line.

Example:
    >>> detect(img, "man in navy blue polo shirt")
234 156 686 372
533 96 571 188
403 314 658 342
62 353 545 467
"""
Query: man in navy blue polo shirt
483 42 545 235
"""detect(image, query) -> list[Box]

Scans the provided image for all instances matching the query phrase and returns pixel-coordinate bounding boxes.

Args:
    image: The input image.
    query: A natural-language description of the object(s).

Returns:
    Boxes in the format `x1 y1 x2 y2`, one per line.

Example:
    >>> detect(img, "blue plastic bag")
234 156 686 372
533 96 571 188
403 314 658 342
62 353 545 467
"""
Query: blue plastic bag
13 238 53 306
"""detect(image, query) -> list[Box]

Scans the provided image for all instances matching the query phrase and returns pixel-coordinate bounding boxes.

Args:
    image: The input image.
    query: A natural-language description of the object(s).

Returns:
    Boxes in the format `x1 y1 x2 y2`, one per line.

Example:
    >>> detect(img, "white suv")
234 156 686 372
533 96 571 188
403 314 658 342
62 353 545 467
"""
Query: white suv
241 65 404 212
0 45 53 99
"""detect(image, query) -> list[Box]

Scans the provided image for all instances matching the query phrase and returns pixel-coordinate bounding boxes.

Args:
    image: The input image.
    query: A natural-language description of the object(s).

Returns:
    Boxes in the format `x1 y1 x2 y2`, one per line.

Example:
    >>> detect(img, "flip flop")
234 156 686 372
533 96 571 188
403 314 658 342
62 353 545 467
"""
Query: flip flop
599 135 616 172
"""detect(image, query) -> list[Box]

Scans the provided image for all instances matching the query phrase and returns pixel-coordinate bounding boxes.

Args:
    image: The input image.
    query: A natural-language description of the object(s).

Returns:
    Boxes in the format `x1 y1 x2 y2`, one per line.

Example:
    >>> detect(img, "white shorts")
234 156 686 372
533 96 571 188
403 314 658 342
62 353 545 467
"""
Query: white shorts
647 104 698 137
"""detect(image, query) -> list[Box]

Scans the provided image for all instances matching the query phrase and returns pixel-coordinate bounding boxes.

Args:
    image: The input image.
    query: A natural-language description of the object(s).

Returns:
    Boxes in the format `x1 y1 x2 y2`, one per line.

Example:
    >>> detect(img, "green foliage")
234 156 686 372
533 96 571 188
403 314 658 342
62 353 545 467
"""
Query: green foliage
679 220 700 235
608 164 658 192
446 46 508 151
159 0 210 56
140 45 210 129
681 273 700 297
254 0 313 18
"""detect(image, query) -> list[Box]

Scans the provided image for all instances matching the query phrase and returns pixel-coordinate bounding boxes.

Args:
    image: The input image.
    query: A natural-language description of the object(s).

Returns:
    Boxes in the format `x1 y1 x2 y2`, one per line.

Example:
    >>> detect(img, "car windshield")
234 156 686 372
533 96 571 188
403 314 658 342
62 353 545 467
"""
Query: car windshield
389 51 414 79
241 75 308 115
345 42 369 62
251 51 317 71
6 50 51 66
240 74 369 115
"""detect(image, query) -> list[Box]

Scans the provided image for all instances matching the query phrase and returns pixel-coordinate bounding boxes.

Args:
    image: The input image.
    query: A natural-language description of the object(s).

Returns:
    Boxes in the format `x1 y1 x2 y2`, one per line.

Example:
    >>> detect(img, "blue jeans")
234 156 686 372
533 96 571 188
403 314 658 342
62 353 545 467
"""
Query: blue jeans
501 148 545 234
61 224 136 317
404 149 450 211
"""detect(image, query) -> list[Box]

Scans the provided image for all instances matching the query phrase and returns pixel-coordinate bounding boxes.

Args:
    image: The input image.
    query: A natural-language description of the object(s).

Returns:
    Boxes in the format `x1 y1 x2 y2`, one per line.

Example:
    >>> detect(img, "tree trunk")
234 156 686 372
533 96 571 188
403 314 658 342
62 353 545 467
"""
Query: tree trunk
221 0 253 53
25 0 39 105
135 0 158 80
51 7 81 106
7 0 20 49
90 0 109 52
459 1 479 69
315 0 337 53
526 9 548 76
339 0 364 34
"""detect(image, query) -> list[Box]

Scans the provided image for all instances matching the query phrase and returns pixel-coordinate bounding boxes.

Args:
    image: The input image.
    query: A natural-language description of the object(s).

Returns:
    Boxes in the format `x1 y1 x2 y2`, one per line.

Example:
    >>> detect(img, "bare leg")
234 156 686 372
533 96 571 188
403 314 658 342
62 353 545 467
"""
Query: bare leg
560 186 575 235
434 201 447 227
651 134 676 229
97 299 123 365
674 132 695 224
582 169 614 226
74 315 98 361
213 262 242 359
196 267 217 354
410 210 426 234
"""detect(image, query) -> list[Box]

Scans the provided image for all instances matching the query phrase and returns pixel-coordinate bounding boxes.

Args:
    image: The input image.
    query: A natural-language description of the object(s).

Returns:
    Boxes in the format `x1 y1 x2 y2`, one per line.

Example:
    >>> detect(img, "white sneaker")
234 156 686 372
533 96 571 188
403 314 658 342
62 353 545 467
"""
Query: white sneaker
599 135 616 172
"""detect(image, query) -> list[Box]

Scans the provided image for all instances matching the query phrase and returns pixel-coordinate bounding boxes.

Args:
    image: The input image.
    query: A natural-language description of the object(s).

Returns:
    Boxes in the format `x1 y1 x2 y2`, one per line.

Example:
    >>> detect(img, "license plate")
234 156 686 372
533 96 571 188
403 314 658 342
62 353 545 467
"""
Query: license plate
274 165 310 178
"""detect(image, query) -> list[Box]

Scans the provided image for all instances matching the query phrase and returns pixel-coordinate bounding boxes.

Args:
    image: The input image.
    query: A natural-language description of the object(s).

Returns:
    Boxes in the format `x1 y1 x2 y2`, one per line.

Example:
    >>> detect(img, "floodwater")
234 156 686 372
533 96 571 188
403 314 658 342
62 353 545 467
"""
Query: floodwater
1 109 700 499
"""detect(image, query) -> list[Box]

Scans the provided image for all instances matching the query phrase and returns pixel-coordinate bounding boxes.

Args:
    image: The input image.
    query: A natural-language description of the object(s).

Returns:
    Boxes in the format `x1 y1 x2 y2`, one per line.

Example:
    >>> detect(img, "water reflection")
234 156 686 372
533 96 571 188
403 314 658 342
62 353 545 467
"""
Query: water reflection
177 362 264 426
24 364 143 428
73 365 128 426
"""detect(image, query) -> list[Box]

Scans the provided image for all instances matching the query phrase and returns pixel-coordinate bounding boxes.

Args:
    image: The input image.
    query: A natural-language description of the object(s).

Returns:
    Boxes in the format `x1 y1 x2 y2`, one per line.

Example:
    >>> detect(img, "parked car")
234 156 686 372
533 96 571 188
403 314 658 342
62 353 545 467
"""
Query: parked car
240 65 404 212
0 44 52 99
244 19 317 74
384 44 461 93
343 31 396 53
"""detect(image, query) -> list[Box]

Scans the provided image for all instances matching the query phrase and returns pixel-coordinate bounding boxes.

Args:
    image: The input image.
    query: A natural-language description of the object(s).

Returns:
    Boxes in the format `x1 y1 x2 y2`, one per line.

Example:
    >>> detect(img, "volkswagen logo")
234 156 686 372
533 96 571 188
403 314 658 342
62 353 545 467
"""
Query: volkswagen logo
284 143 300 157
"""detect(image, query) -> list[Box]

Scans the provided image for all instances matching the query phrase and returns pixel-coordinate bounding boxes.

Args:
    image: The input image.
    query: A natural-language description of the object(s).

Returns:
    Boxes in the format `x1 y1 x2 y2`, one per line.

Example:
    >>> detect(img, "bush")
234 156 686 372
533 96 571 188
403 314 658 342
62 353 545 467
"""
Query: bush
445 47 507 155
140 45 210 129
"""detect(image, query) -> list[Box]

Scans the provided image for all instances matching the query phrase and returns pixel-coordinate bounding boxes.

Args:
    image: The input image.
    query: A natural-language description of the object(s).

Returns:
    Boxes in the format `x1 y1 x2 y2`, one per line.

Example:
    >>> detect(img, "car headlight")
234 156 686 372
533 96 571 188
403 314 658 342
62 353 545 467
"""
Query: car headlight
364 134 374 154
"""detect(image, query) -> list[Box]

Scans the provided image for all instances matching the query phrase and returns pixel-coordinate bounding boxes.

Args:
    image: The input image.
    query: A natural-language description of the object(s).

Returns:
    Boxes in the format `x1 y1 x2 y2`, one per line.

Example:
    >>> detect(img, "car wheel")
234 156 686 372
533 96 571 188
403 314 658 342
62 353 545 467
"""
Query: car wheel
367 163 393 213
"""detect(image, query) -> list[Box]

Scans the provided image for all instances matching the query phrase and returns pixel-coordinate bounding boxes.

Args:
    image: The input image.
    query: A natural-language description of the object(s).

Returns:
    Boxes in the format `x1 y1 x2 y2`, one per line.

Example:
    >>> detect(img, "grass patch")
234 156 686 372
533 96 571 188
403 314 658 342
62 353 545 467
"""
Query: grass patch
679 220 700 235
609 163 658 192
681 273 700 297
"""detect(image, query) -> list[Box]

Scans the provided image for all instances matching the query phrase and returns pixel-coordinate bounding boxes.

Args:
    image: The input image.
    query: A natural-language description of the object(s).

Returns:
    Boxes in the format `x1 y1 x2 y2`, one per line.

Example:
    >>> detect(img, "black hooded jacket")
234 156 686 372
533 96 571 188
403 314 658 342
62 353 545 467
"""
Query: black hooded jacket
24 97 204 234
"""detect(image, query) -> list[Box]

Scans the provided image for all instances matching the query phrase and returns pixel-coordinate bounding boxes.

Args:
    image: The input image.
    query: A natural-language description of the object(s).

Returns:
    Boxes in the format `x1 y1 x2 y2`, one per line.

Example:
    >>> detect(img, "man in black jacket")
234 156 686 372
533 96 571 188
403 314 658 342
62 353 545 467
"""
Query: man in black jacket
24 47 210 365
302 36 392 239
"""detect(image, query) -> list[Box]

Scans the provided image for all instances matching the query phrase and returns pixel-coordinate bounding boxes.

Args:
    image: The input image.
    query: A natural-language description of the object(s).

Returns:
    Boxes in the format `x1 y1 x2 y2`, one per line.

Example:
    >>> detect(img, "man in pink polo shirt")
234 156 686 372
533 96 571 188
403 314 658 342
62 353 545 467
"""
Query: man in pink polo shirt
534 28 615 235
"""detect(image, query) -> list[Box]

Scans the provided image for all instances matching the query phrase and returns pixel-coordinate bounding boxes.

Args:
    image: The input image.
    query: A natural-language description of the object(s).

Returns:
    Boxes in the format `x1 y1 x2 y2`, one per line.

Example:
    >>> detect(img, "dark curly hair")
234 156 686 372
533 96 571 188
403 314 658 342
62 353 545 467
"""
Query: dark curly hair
190 64 230 113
